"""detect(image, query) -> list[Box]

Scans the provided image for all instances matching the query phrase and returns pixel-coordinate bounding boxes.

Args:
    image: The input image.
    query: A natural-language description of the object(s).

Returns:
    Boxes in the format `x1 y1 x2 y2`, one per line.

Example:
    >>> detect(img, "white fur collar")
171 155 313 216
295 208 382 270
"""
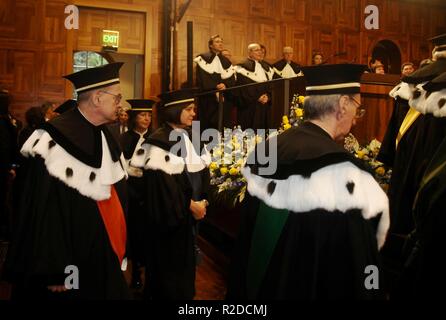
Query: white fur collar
130 142 210 175
242 161 389 249
408 82 429 113
389 82 412 101
424 88 446 117
194 55 235 80
273 64 303 79
236 62 274 83
21 129 128 201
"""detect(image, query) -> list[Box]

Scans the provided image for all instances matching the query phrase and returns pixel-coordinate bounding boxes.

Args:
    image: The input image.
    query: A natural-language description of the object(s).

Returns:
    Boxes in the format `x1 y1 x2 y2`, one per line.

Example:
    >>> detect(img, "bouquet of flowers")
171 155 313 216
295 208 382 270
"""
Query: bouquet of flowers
279 94 305 132
209 127 261 207
344 134 392 191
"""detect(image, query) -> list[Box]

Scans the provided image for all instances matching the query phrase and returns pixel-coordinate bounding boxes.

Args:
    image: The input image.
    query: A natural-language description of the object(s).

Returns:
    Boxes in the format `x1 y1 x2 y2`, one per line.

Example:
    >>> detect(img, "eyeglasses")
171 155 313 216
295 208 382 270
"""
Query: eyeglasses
100 91 122 105
348 96 366 119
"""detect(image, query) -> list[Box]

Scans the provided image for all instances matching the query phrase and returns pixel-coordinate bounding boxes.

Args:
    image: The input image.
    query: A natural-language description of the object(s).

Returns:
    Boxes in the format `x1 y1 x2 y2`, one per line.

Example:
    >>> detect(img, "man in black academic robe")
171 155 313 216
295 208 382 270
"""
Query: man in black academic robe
272 46 303 80
271 46 304 117
376 85 410 167
4 63 131 300
195 35 236 132
227 64 389 300
393 63 446 299
377 35 446 297
404 132 446 298
235 43 275 131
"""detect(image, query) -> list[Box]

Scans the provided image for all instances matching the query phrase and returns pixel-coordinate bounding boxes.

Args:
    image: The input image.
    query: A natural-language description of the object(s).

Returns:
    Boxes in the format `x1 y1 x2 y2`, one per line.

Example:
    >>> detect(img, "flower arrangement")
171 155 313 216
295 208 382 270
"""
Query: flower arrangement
344 134 392 190
279 94 305 132
208 127 261 207
210 95 307 207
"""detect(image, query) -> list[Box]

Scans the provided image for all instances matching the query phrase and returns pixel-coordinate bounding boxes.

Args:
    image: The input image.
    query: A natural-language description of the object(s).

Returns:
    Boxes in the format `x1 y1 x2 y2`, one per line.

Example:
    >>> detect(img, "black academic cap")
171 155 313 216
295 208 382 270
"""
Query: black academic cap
54 99 77 114
158 88 200 108
301 64 367 95
402 59 446 84
126 99 156 112
429 34 446 47
63 62 124 94
423 71 446 92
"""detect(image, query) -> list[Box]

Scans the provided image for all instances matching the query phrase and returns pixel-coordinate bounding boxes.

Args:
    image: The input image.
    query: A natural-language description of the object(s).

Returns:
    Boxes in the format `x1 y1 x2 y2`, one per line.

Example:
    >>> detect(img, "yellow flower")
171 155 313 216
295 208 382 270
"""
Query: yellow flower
233 143 241 150
375 167 385 176
213 149 222 157
282 115 289 125
295 108 304 117
220 167 228 175
298 95 305 104
356 150 366 159
209 162 219 171
283 123 292 130
229 167 239 176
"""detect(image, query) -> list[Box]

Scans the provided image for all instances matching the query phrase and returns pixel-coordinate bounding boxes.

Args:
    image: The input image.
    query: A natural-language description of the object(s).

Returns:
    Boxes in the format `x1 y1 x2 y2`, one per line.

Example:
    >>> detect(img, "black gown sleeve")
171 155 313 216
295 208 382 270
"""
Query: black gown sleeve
144 169 193 227
5 156 72 286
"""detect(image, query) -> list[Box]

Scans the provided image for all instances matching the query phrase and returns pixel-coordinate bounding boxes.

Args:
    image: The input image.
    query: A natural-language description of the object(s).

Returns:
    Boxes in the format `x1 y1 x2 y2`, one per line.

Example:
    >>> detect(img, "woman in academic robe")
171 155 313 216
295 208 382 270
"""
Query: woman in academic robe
130 88 210 300
119 99 155 289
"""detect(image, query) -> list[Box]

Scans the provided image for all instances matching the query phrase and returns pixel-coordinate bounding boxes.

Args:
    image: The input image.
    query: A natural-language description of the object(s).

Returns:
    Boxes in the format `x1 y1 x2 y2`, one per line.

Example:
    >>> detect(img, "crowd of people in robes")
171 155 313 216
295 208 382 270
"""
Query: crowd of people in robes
0 31 445 301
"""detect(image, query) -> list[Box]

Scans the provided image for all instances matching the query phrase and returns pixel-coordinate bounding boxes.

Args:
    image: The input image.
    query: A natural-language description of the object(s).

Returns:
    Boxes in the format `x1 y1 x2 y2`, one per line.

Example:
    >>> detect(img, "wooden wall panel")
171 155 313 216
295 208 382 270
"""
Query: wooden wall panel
281 24 309 65
0 0 39 41
75 7 145 54
249 0 275 19
336 30 360 64
311 26 336 61
109 11 145 54
39 50 66 96
44 1 67 44
212 18 248 61
214 0 248 17
277 0 306 23
335 0 359 31
0 49 13 90
383 0 404 35
309 0 335 26
187 0 213 17
250 21 281 59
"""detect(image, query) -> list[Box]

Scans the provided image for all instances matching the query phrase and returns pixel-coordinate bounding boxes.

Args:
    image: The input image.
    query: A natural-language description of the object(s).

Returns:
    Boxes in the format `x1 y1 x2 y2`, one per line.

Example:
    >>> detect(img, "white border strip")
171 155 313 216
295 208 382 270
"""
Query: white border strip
306 82 361 91
164 98 195 107
76 78 120 92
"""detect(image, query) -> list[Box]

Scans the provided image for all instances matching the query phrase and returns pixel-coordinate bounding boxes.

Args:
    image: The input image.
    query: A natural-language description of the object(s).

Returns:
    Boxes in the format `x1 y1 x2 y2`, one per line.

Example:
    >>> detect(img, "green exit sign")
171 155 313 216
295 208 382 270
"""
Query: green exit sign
102 30 119 51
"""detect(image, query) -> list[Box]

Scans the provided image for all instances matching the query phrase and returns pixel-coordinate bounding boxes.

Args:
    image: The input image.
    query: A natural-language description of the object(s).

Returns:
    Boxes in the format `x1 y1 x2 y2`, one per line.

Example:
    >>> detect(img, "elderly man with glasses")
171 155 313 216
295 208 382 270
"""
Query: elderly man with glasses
227 64 389 300
5 62 131 300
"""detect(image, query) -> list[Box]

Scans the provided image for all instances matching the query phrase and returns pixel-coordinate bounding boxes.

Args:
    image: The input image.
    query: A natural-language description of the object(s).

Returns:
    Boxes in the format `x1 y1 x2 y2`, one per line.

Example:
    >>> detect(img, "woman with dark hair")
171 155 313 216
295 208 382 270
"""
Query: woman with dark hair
119 99 155 290
18 106 46 148
131 88 210 300
312 51 324 65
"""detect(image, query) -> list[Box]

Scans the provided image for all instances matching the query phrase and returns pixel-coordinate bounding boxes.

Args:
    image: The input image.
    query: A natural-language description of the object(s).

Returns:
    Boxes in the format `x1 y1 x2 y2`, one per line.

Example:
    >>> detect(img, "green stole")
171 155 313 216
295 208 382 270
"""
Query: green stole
247 202 289 299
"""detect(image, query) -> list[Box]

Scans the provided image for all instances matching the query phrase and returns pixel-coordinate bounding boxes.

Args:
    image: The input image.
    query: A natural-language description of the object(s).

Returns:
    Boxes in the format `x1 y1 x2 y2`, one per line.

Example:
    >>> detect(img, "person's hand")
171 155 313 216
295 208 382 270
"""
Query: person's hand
47 285 68 293
216 83 226 90
190 200 207 220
